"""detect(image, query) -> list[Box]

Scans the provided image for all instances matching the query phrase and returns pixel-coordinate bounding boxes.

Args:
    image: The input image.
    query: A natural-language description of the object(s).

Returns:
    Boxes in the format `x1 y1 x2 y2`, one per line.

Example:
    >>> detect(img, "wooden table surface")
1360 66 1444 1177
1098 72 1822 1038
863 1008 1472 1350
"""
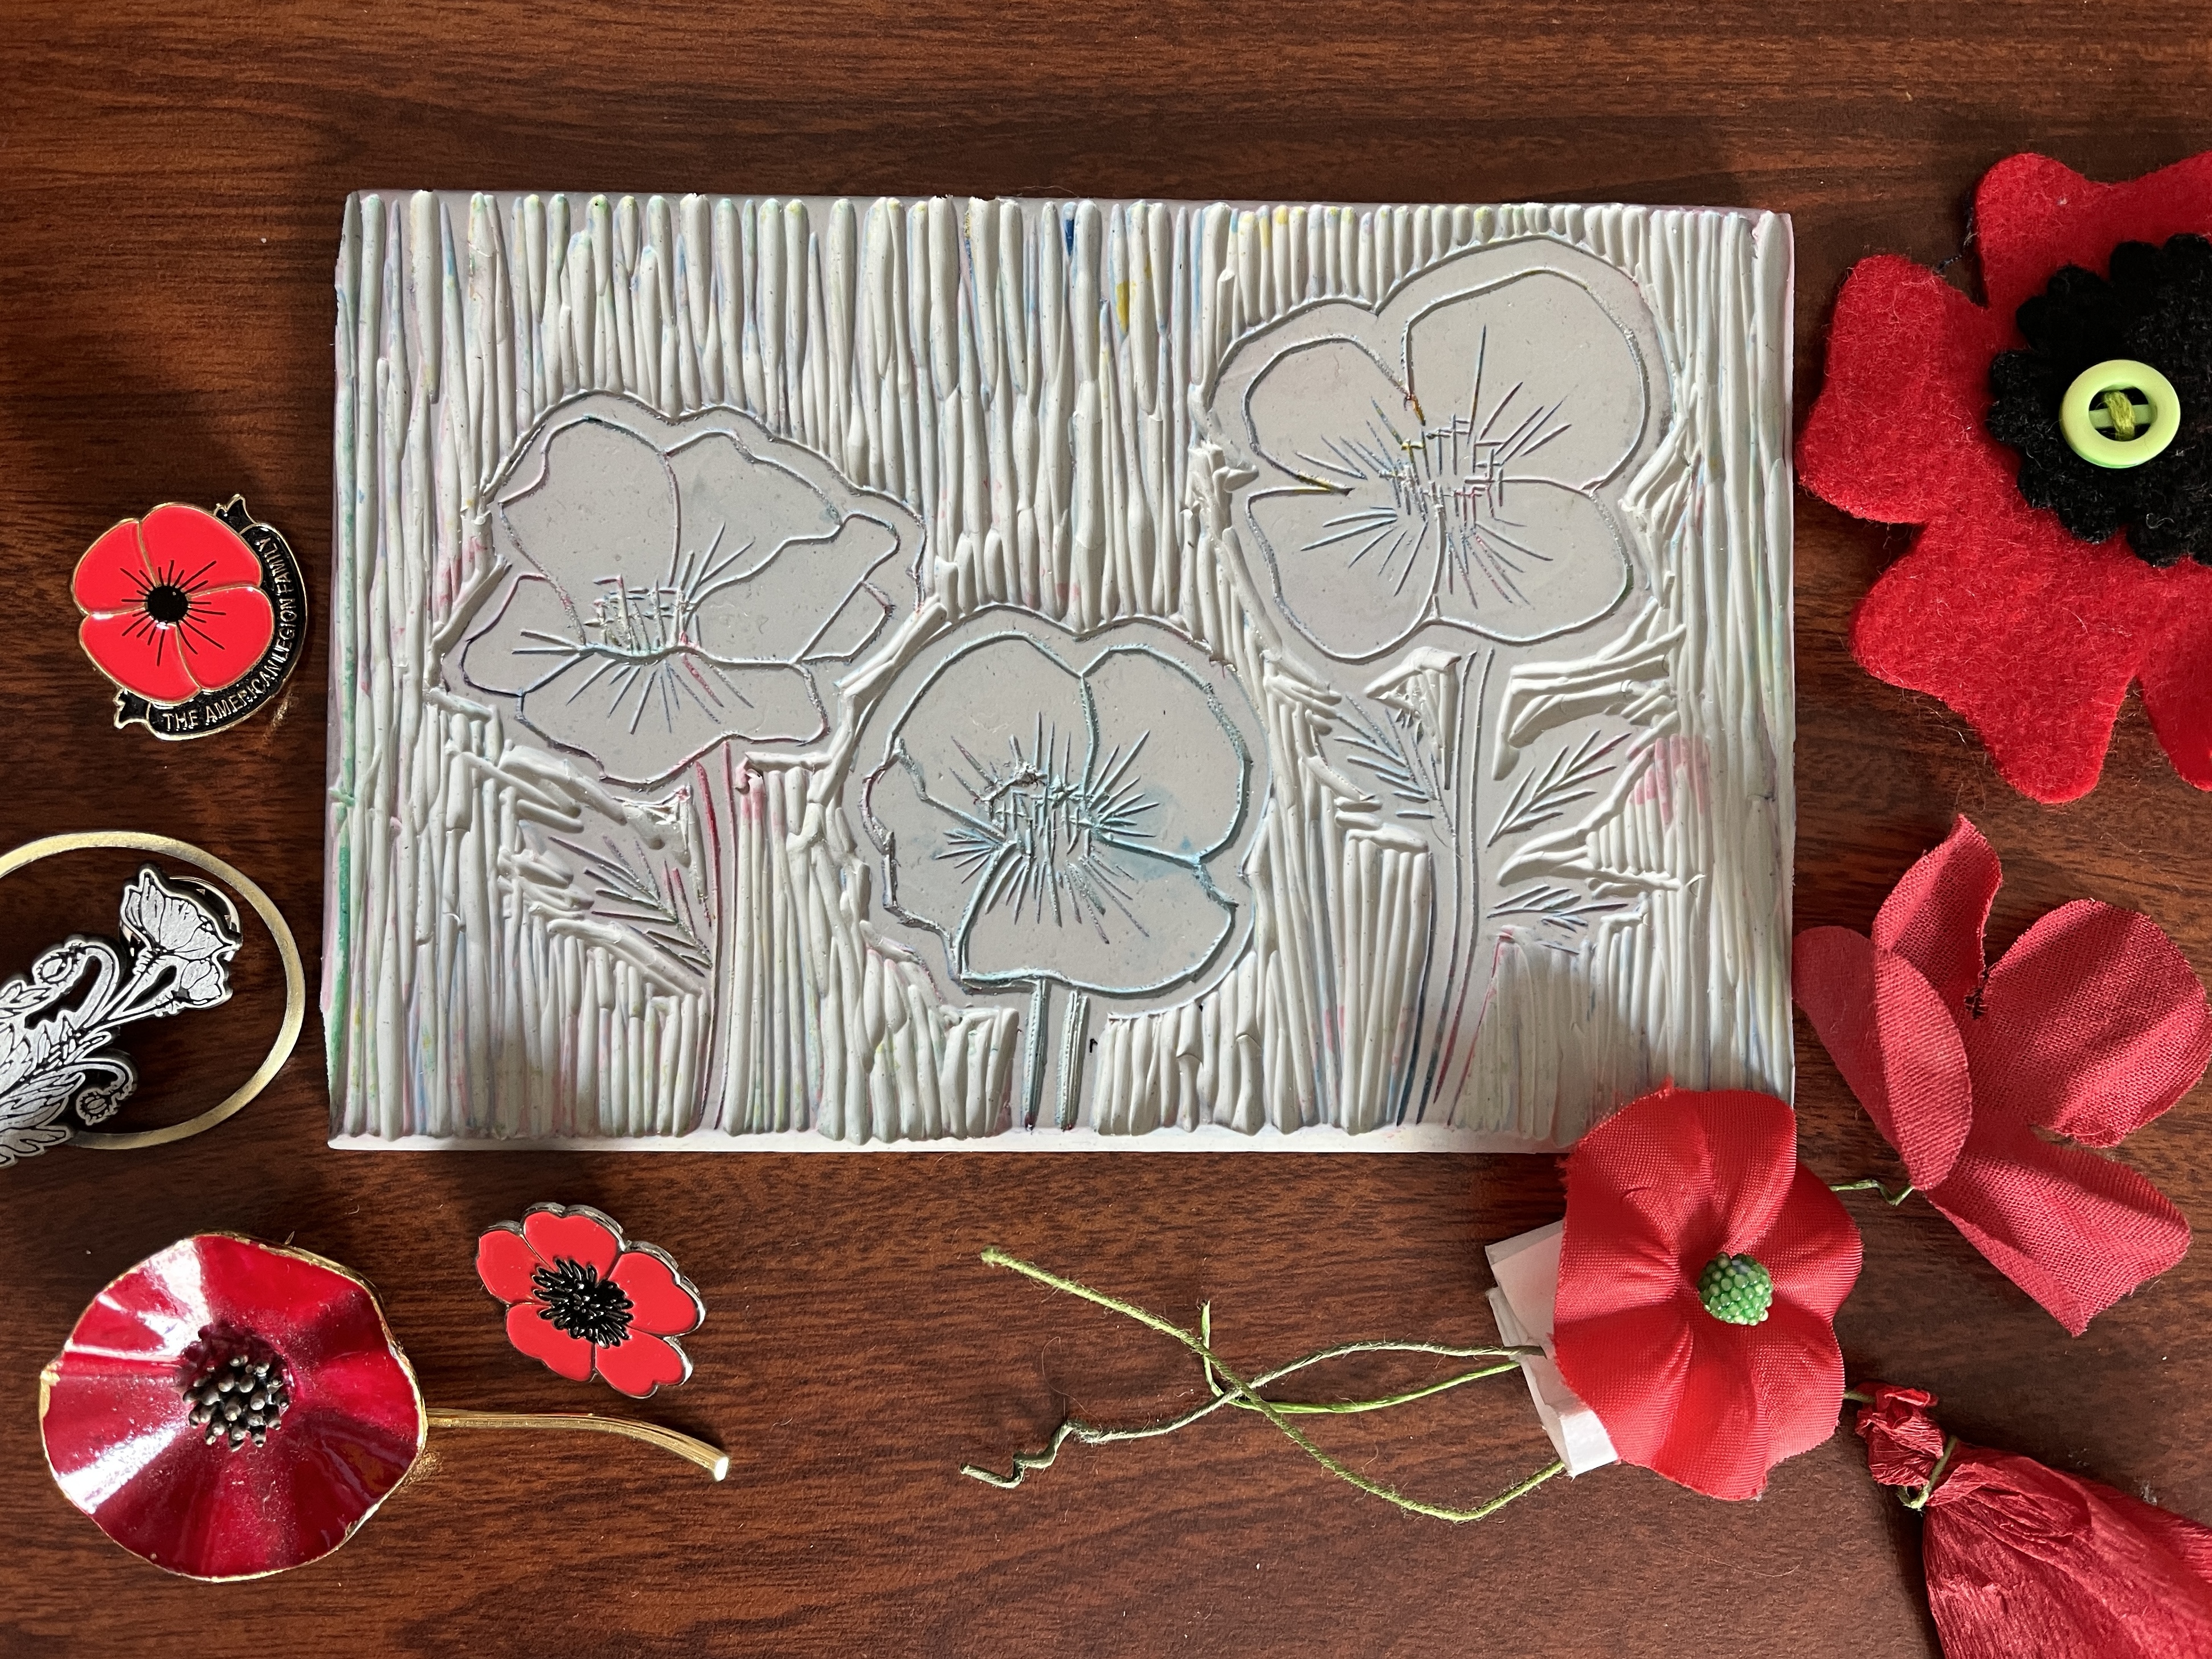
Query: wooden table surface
7 4 2212 1653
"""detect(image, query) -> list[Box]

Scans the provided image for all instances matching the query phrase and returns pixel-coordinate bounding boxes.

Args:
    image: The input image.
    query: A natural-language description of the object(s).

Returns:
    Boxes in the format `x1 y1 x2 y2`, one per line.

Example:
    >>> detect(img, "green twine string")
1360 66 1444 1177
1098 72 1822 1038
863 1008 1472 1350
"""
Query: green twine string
963 1247 1567 1525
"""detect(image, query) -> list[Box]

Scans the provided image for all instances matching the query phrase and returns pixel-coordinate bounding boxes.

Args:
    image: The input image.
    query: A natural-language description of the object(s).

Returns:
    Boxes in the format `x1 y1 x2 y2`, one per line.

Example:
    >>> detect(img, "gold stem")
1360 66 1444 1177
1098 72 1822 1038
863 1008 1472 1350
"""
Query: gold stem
426 1407 729 1480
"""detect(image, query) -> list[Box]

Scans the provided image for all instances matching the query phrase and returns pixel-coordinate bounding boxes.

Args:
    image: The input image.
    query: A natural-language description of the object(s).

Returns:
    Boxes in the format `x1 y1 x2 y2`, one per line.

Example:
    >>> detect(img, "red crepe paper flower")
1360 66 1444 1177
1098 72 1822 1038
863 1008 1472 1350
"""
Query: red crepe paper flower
1552 1087 1862 1502
1796 818 2212 1334
38 1233 425 1580
1855 1383 2212 1659
72 503 276 706
1800 150 2212 802
476 1204 704 1399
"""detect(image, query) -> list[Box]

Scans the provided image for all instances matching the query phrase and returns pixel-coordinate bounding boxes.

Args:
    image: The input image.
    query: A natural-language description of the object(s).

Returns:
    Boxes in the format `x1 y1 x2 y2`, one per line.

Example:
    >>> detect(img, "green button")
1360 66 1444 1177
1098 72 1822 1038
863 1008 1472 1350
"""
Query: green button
2060 358 2180 469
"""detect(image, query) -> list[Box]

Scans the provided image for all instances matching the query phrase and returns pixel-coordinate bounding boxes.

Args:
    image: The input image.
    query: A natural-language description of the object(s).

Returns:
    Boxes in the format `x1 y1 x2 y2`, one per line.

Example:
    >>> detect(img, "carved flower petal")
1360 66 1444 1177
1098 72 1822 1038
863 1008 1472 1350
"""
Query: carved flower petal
1403 269 1649 491
514 651 821 788
1432 478 1631 644
461 574 581 699
865 751 993 961
690 513 901 664
666 427 847 583
959 846 1234 998
499 415 676 593
1242 333 1433 664
1081 640 1252 863
877 630 1090 817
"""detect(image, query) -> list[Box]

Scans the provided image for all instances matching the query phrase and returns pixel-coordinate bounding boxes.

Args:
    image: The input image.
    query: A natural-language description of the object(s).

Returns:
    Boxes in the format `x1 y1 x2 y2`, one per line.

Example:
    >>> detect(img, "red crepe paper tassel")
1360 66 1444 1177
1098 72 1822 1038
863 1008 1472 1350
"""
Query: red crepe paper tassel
1855 1384 2212 1659
1796 817 2212 1333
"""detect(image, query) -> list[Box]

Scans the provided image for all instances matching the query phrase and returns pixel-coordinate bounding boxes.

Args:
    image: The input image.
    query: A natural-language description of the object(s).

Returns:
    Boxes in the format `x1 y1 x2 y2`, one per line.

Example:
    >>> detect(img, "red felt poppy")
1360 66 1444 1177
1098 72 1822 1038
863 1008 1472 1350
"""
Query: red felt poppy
476 1204 704 1399
1551 1087 1862 1502
38 1233 425 1580
1855 1383 2212 1659
1799 150 2212 802
1794 818 2211 1335
73 503 276 706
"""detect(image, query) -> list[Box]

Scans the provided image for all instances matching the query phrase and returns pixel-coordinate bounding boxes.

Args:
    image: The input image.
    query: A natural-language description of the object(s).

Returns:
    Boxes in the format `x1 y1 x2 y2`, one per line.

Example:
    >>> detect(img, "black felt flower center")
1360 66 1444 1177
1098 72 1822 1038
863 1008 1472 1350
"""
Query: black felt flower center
1986 233 2212 567
533 1258 633 1347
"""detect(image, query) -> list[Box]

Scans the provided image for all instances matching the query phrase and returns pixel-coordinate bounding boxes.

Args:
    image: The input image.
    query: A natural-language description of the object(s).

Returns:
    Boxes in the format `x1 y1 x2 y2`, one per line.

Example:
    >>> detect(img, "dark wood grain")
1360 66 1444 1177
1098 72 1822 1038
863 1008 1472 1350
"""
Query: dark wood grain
6 4 2212 1653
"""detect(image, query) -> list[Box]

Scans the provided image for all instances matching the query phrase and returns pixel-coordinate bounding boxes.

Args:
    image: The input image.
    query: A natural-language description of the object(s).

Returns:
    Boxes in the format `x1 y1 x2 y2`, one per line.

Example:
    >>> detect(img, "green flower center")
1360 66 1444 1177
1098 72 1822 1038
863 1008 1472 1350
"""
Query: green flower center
1698 1253 1773 1326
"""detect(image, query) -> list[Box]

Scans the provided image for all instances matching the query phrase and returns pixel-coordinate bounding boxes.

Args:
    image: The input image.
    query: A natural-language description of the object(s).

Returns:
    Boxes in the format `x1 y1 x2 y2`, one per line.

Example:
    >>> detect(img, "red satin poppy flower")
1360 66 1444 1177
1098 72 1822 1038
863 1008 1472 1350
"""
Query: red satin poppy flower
1800 150 2212 802
476 1204 704 1399
39 1233 425 1580
1551 1087 1862 1502
1794 818 2212 1335
73 503 276 706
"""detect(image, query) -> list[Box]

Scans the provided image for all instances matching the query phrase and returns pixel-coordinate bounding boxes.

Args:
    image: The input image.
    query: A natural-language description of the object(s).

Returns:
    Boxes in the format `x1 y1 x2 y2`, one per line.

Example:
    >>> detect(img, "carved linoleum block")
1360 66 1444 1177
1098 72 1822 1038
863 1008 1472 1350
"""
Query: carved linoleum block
326 194 1792 1150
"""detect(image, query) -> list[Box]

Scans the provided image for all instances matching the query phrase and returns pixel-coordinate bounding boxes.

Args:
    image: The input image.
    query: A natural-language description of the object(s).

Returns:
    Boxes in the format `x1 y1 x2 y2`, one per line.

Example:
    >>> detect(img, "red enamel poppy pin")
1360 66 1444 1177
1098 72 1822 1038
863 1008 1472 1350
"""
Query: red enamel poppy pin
72 496 306 739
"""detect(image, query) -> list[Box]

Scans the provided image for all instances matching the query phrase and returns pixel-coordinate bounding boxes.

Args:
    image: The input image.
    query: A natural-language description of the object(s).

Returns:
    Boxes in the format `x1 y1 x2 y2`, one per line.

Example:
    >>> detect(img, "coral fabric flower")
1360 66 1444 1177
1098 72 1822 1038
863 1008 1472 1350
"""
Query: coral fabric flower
73 504 276 706
1551 1087 1862 1501
39 1234 425 1580
476 1204 704 1398
1799 151 2212 802
1794 818 2212 1334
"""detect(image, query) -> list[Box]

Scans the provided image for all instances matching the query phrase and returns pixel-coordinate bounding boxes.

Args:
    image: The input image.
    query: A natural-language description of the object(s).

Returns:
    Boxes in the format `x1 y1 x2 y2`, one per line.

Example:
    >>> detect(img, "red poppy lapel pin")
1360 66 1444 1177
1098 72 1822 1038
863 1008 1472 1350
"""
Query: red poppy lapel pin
1800 150 2212 802
1794 817 2212 1333
71 497 306 740
477 1204 706 1398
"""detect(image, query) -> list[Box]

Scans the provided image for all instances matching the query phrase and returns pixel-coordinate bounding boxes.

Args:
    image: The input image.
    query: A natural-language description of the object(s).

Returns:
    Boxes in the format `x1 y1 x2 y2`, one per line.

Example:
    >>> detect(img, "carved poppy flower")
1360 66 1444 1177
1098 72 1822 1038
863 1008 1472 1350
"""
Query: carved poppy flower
859 613 1260 1001
476 1204 704 1398
1800 151 2212 802
461 393 919 790
1551 1087 1863 1501
73 504 276 707
39 1234 424 1580
1214 239 1661 665
1794 818 2212 1334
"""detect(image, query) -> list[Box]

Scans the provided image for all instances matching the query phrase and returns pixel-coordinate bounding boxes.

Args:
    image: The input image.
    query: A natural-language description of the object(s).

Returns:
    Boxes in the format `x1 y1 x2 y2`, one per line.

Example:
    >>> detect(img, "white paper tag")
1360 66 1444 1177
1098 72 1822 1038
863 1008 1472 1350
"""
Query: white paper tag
1485 1221 1618 1477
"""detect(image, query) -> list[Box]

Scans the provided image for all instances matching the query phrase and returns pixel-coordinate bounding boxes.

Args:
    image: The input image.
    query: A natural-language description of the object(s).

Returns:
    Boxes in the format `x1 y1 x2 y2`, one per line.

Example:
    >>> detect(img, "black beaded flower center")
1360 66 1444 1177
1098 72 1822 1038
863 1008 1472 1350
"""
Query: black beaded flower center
1986 233 2212 567
143 582 193 623
178 1326 292 1450
533 1258 633 1347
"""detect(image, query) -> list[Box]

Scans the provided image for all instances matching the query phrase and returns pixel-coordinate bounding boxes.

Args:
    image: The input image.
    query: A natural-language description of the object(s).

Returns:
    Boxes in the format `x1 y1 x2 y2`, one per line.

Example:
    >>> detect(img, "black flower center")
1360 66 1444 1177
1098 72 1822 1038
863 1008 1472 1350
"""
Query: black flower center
177 1326 292 1450
533 1258 633 1346
1986 232 2212 567
143 583 193 624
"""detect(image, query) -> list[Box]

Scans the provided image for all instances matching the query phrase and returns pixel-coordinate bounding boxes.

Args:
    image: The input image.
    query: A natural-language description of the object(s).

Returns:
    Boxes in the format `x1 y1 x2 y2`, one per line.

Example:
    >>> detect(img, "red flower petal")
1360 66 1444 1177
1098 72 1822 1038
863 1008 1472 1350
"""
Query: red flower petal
475 1227 543 1305
523 1208 621 1278
140 502 263 594
73 520 154 612
1757 1164 1868 1325
504 1301 595 1381
171 585 275 694
2135 568 2212 792
593 1331 690 1399
1928 1133 2191 1337
610 1249 704 1338
79 614 199 705
1798 255 2006 530
1552 1297 1694 1469
1850 506 2151 803
1564 1089 1802 1274
1871 818 2001 1011
1969 900 2212 1147
1793 927 1976 1191
1974 150 2212 328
